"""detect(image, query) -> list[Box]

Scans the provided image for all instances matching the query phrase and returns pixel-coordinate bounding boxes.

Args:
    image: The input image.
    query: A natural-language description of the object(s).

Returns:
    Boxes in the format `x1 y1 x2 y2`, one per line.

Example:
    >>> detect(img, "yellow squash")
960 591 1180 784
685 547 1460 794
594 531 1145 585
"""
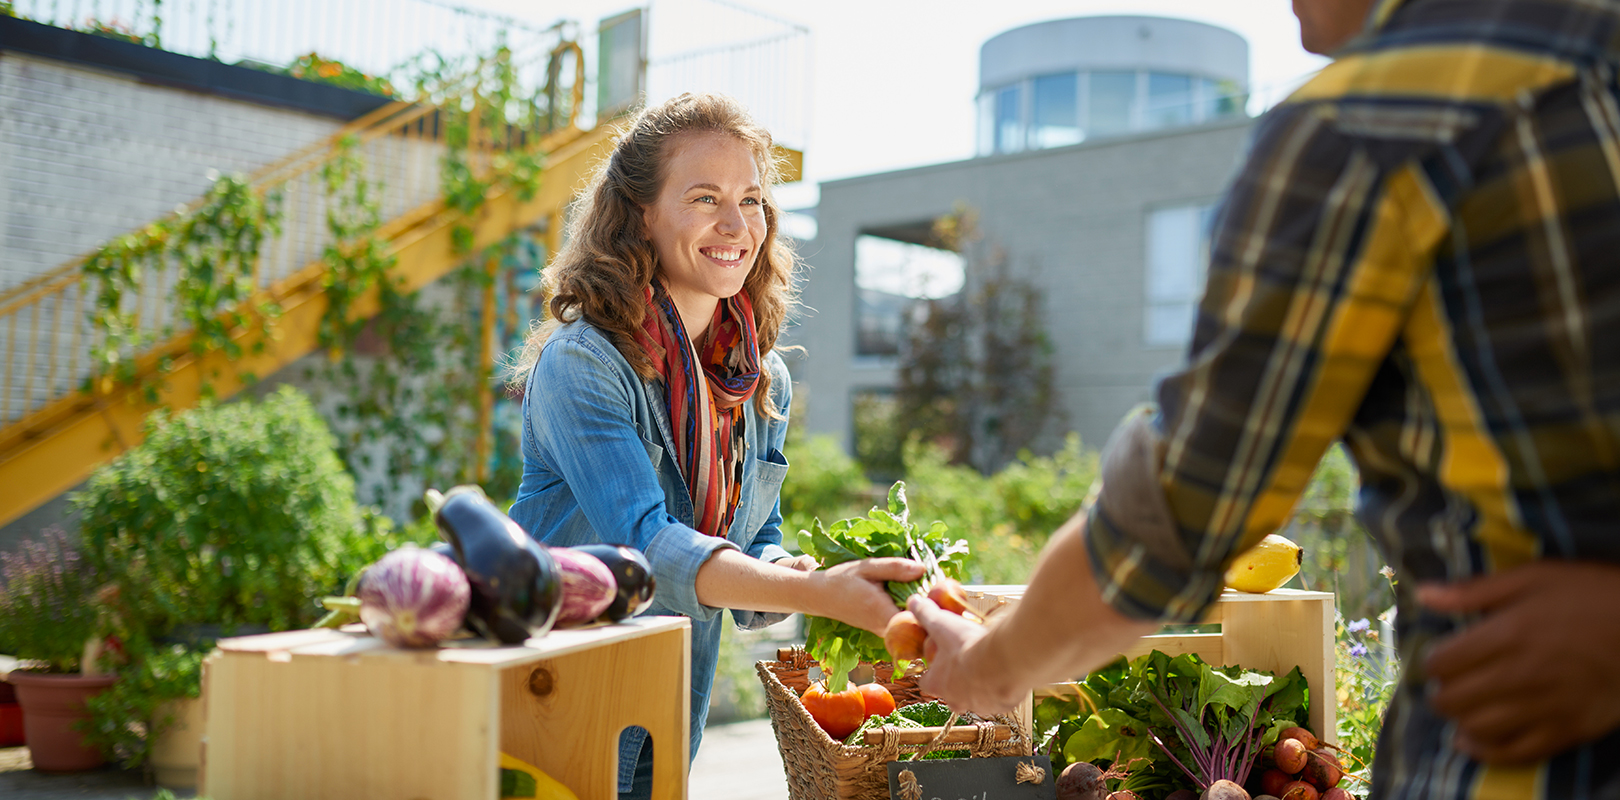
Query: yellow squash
499 751 580 800
1224 534 1303 593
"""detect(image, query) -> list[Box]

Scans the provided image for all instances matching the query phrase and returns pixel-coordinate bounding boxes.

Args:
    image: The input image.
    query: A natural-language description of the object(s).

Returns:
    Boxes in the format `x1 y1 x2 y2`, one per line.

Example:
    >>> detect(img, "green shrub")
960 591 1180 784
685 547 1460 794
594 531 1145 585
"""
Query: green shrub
897 433 1097 584
74 385 430 766
779 431 870 545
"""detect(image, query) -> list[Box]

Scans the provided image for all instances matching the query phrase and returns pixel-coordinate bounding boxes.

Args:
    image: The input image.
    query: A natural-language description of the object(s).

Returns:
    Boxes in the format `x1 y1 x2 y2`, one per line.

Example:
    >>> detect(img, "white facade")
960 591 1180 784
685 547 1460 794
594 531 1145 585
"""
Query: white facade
976 16 1250 155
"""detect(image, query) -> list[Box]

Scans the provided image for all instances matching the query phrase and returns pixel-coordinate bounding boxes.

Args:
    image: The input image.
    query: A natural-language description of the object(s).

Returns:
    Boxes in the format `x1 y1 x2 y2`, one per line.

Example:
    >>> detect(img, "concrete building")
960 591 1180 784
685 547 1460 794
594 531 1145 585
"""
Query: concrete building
791 16 1259 457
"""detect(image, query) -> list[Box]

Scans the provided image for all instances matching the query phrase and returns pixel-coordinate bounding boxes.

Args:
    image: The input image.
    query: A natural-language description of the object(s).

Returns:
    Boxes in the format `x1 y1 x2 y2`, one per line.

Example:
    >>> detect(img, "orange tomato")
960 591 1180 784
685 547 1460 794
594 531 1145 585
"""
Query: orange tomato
801 681 866 739
857 682 896 720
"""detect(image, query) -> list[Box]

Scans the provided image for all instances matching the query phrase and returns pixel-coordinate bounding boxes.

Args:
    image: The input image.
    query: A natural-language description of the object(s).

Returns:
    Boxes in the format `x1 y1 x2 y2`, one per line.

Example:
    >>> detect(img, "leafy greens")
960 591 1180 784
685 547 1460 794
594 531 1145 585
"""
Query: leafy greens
796 482 970 691
1037 650 1310 795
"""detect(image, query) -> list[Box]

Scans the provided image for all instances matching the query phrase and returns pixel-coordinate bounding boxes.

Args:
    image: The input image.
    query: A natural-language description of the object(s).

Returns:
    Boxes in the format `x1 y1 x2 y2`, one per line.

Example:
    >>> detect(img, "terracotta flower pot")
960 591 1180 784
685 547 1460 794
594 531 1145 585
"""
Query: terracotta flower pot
7 671 117 772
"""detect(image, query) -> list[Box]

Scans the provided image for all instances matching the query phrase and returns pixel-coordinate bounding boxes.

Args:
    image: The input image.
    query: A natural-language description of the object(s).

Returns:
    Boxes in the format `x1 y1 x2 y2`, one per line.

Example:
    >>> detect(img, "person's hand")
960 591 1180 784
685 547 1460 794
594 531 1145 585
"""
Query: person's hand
907 594 1022 715
1420 560 1620 764
774 554 820 572
808 557 923 635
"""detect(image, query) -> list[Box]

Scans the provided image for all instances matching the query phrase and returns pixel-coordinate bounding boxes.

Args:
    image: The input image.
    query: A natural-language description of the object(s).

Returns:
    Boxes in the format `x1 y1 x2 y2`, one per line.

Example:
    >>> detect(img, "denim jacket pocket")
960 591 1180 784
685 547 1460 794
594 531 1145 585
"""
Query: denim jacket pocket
640 434 664 470
735 448 789 538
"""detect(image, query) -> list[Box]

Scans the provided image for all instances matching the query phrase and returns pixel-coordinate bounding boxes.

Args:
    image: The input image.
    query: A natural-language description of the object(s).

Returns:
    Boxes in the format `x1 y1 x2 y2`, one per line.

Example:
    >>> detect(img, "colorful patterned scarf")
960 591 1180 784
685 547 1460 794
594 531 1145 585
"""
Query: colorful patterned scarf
636 281 761 537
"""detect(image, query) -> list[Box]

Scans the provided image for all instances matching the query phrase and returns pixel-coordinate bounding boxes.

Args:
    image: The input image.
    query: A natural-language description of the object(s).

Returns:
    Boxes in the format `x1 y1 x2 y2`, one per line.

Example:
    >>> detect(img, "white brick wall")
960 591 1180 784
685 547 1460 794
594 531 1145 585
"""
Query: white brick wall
0 52 349 290
0 52 354 425
0 51 456 428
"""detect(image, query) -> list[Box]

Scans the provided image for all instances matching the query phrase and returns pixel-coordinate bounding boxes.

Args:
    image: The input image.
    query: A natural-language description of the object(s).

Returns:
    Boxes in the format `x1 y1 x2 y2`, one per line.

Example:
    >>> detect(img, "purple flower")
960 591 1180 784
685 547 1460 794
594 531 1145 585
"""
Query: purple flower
1348 618 1371 634
1349 643 1368 658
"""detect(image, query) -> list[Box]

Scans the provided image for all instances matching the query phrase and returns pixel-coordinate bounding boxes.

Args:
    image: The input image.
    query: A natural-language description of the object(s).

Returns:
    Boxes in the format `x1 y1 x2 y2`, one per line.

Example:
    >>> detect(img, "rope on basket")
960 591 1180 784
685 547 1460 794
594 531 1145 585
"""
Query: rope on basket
904 710 960 762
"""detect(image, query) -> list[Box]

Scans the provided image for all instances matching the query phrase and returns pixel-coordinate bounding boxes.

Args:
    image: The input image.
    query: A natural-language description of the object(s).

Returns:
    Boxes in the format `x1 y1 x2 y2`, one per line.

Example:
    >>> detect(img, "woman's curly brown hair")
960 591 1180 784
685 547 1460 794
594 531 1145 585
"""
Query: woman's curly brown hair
509 92 800 418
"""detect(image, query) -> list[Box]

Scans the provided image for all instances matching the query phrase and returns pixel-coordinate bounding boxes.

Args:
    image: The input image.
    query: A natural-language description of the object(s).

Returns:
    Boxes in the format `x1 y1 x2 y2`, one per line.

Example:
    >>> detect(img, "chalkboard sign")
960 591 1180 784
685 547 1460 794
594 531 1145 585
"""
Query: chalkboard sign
886 754 1056 800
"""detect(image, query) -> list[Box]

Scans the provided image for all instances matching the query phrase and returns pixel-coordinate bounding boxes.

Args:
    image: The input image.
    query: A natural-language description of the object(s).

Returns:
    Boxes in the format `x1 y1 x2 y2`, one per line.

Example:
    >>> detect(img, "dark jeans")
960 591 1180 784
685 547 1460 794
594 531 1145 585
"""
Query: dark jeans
620 736 654 800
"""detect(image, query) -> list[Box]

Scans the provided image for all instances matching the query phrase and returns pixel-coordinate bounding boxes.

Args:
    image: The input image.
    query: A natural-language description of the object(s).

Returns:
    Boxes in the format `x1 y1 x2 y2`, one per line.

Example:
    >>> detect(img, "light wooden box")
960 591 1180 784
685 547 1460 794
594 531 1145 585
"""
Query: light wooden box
964 586 1338 744
200 615 691 800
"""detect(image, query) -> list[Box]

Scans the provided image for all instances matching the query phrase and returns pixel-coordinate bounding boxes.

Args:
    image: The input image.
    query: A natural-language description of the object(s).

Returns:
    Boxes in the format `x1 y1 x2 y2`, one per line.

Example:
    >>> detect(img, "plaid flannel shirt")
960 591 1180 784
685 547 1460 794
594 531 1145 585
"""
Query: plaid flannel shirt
1084 0 1620 795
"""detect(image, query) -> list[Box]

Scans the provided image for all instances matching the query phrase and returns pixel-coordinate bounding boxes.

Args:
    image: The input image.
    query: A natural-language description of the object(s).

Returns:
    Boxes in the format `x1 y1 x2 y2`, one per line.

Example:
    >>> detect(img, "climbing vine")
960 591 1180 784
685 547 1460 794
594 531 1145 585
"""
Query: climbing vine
300 47 551 516
82 175 282 401
78 42 561 517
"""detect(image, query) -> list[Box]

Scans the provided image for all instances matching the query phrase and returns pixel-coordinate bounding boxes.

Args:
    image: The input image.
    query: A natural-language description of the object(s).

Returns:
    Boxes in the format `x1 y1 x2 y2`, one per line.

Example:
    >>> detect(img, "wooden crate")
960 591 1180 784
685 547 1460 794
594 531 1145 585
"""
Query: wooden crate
200 616 691 800
964 586 1337 744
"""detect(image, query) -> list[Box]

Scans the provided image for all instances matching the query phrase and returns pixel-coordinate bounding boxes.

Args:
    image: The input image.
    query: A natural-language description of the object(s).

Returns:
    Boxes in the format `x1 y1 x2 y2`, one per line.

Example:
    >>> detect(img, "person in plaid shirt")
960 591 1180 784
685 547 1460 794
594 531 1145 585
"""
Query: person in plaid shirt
909 0 1620 795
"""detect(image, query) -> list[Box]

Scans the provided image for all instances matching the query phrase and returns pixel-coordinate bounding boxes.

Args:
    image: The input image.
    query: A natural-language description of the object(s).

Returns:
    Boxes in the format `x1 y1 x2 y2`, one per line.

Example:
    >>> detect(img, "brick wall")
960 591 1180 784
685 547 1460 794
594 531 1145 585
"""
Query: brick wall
0 52 345 291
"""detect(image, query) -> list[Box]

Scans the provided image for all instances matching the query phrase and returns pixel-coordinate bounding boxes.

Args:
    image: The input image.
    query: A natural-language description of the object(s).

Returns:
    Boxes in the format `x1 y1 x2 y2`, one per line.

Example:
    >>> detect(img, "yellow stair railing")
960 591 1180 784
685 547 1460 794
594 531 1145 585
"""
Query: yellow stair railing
0 44 612 527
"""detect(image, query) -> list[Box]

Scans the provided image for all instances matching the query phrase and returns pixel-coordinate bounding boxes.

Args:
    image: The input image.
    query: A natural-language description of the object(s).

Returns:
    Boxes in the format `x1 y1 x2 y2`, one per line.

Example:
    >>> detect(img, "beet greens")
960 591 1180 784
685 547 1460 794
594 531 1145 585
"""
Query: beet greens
1051 650 1308 794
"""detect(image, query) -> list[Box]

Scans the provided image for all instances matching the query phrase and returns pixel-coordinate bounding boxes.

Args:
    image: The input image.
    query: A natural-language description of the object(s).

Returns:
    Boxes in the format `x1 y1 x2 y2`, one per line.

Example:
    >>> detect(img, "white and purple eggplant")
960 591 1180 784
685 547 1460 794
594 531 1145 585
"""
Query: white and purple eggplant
428 486 563 644
549 548 617 627
356 545 471 648
568 544 657 623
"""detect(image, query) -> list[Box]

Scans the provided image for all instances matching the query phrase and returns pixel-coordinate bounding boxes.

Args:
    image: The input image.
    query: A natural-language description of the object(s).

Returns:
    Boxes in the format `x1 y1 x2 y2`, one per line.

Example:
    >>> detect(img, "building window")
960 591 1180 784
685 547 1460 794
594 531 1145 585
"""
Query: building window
1144 203 1216 347
1087 71 1137 138
994 84 1025 154
1146 73 1193 130
854 234 965 357
1031 72 1081 149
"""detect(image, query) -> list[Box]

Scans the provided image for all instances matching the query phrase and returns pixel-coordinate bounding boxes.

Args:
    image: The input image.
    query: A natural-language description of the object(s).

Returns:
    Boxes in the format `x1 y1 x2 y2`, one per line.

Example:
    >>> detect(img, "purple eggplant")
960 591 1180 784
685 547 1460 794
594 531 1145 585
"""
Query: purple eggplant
430 487 562 644
568 544 657 623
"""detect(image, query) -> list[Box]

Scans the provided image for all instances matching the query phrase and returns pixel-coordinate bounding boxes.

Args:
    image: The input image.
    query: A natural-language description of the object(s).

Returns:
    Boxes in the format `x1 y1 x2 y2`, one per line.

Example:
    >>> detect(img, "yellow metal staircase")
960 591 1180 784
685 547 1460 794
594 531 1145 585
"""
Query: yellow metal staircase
0 60 614 528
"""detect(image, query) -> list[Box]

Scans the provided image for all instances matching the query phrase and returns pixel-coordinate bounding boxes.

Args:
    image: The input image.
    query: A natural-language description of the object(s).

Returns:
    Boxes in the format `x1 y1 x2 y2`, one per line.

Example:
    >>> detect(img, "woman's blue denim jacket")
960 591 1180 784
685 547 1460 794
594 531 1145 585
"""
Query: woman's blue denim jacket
508 318 793 792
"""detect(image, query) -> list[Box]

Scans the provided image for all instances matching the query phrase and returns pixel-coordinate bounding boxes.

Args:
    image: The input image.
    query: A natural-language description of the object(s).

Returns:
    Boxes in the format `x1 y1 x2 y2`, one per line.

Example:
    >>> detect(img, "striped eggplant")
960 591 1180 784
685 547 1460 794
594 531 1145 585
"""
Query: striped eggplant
356 545 471 648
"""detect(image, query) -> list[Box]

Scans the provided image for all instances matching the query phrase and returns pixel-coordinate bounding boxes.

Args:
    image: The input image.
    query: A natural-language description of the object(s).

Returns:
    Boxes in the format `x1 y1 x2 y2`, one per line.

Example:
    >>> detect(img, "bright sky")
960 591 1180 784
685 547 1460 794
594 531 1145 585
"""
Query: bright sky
463 0 1330 211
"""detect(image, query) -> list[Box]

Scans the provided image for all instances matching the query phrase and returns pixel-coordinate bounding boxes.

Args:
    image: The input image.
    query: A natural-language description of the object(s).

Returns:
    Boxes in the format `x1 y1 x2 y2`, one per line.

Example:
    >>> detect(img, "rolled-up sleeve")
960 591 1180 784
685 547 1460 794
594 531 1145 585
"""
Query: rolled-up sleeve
1086 102 1444 622
529 335 737 622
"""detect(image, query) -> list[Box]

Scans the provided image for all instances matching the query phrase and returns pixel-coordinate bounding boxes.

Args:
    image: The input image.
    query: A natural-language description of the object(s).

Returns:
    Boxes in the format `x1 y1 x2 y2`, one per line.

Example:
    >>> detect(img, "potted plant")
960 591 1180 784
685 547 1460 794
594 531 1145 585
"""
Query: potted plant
73 385 420 785
0 527 115 772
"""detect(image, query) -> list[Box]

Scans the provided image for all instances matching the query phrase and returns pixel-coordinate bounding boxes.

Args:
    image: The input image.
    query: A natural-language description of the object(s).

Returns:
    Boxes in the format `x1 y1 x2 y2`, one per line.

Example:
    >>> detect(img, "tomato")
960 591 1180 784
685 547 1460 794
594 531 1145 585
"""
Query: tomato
857 683 896 720
801 681 866 739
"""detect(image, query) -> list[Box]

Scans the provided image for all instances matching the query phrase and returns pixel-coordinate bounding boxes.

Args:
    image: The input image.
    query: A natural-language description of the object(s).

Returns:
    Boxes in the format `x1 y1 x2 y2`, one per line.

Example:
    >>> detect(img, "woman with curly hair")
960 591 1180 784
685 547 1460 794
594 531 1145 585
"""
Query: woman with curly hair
508 93 919 798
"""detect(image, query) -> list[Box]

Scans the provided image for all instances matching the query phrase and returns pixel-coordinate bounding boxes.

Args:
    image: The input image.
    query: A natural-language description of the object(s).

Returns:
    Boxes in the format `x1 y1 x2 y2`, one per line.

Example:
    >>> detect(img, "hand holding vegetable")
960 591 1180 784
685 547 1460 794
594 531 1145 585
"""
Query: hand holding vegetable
795 481 972 690
1419 560 1620 765
907 592 1012 713
807 557 926 635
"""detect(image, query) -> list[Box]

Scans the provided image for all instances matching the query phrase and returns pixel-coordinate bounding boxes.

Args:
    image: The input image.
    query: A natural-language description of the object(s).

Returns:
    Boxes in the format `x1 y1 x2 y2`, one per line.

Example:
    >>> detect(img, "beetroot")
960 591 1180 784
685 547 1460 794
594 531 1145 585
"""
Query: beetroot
550 547 616 627
1202 780 1251 800
1259 768 1293 796
1277 727 1320 751
1274 737 1308 774
1280 781 1319 800
1167 791 1198 800
357 545 471 648
1055 761 1104 800
1302 748 1343 790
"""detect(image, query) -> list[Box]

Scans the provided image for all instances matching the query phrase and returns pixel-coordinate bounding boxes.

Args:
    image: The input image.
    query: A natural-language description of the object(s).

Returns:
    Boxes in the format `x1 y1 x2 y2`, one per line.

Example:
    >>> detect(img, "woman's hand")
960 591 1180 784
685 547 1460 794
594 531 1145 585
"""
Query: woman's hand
806 557 924 636
1420 560 1620 764
774 554 820 572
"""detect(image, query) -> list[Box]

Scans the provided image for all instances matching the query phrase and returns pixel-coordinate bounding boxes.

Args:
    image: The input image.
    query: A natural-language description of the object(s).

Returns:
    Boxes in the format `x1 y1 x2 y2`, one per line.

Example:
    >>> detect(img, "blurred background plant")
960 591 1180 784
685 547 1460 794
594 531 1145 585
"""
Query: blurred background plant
0 526 103 674
73 386 433 767
1333 608 1398 795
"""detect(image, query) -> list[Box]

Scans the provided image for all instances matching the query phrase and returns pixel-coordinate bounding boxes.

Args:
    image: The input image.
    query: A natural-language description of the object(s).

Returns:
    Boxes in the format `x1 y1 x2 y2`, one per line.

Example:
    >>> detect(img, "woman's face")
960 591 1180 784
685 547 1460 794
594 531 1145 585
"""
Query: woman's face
642 131 767 330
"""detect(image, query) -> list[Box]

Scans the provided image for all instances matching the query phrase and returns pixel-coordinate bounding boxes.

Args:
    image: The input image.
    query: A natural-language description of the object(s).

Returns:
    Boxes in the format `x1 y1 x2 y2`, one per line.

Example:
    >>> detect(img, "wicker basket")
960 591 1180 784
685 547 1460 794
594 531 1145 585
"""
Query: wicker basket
757 646 1030 800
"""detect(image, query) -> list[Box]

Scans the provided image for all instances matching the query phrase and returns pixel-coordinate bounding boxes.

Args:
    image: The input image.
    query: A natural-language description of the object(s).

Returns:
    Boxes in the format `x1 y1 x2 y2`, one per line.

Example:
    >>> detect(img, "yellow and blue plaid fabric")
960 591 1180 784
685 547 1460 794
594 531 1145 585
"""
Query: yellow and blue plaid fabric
1085 0 1620 795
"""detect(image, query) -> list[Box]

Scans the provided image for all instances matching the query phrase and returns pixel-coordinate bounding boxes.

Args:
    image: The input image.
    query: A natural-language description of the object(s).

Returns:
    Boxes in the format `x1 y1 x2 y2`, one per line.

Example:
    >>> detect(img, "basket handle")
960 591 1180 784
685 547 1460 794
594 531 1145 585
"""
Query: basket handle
860 723 1016 747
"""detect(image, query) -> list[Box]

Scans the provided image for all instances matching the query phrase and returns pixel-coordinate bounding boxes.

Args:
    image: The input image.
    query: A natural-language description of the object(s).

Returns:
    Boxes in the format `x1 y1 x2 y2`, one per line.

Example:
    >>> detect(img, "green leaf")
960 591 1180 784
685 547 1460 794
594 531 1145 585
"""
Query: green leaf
1063 708 1157 764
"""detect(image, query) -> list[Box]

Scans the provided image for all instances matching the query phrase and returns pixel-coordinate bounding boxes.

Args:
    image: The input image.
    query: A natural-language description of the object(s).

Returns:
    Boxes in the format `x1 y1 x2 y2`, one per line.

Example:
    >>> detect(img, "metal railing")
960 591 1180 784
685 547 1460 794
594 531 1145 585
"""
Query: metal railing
0 44 584 429
8 0 570 93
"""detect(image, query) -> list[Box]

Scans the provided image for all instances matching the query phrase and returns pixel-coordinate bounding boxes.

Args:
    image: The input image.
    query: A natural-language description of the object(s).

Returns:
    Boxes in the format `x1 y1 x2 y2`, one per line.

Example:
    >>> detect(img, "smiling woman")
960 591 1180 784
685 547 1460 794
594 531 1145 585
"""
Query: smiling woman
504 93 922 800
